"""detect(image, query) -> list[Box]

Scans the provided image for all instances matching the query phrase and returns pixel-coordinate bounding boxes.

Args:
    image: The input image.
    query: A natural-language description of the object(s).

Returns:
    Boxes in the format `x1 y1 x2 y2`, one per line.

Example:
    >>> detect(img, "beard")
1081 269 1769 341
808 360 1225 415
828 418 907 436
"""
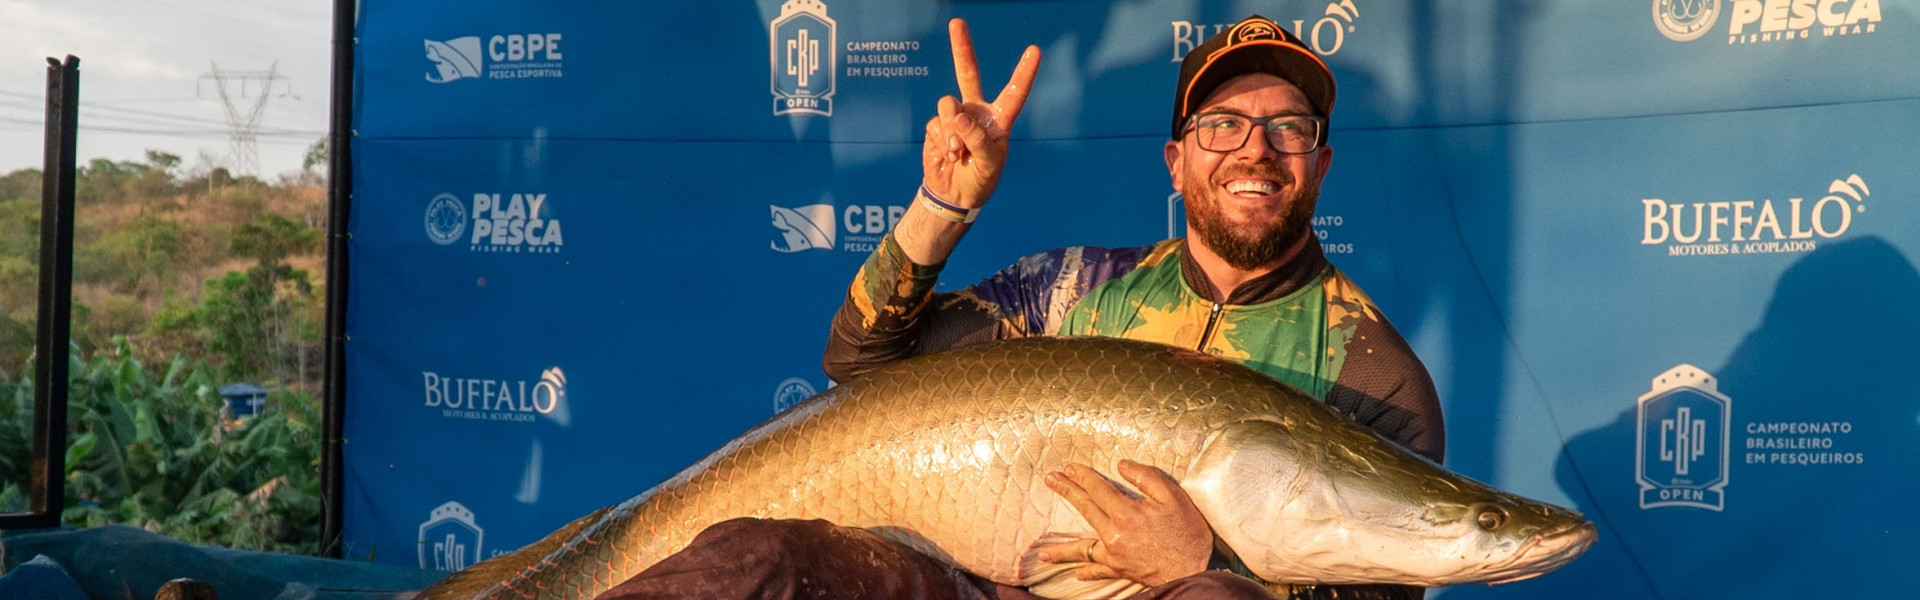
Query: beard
1181 162 1320 270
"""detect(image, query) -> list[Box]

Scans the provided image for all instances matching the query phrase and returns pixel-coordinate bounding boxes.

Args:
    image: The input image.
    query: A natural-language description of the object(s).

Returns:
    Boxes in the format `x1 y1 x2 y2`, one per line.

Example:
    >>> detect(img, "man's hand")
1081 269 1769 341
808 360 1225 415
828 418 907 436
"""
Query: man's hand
1037 460 1213 587
921 18 1040 210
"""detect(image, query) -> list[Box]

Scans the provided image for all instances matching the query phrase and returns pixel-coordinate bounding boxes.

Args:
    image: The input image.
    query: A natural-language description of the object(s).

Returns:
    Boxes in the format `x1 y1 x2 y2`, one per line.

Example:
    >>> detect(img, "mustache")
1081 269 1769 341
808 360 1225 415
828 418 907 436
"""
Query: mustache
1210 164 1294 187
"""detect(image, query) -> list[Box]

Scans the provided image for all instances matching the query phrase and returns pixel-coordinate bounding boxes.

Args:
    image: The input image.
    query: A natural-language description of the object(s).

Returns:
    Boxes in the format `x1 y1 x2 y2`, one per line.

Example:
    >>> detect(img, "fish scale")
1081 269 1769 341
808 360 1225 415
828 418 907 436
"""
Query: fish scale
420 336 1594 599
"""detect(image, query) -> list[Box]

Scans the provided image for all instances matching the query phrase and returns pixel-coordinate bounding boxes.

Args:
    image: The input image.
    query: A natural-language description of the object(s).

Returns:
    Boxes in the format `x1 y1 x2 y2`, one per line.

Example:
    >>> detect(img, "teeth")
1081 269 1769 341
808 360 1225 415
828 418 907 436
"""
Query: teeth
1225 180 1278 196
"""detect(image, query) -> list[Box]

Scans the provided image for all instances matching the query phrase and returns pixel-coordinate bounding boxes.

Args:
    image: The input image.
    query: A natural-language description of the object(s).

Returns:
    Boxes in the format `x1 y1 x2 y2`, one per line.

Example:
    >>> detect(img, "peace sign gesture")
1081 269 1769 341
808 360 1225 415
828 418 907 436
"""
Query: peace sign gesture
922 18 1041 212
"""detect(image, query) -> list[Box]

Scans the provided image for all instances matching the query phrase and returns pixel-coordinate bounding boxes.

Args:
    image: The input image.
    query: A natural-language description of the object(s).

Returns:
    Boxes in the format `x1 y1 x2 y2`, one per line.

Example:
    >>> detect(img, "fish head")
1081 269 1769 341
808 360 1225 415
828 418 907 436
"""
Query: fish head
1186 419 1597 587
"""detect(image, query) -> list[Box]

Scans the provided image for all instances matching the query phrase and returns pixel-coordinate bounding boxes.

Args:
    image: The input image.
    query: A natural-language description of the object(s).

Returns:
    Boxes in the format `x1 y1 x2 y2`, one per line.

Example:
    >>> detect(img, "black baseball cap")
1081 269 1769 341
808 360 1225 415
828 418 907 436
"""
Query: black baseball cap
1170 15 1335 140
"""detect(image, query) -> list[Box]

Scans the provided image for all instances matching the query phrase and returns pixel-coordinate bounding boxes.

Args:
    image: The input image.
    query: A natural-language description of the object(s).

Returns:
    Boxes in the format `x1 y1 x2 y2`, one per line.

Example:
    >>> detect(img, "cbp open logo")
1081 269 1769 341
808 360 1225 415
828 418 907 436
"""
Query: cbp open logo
425 193 565 254
424 33 564 83
419 501 484 570
1636 365 1732 511
770 0 836 116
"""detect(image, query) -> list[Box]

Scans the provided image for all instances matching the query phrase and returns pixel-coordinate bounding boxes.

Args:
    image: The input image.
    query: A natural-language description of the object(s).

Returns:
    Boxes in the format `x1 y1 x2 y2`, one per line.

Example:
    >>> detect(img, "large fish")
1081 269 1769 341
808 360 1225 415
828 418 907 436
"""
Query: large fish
420 337 1595 599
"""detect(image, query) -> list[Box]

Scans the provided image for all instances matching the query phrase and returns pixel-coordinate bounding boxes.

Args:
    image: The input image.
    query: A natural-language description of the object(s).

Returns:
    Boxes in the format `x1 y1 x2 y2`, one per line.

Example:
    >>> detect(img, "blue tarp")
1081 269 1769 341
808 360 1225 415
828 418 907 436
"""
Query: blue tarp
342 1 1920 597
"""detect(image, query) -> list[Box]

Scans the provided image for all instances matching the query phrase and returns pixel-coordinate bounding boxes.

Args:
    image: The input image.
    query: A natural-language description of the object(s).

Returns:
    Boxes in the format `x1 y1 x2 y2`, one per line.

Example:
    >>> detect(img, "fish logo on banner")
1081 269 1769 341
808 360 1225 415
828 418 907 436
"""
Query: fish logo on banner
771 204 836 252
425 37 485 83
425 34 565 82
419 501 484 570
773 377 817 413
1636 364 1732 511
770 0 836 116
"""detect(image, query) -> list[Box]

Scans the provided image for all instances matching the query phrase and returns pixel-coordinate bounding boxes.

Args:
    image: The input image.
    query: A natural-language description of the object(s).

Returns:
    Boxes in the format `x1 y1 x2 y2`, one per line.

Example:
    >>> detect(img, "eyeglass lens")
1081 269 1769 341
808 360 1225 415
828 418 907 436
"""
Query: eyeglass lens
1193 114 1321 154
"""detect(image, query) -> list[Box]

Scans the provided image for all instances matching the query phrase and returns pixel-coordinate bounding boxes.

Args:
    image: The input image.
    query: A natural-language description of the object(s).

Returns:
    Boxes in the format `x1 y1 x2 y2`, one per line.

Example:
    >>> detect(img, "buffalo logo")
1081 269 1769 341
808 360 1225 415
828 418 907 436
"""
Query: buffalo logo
771 204 836 252
773 377 817 413
424 193 467 245
1636 364 1731 511
1653 0 1721 42
770 0 836 116
425 37 484 83
418 501 484 570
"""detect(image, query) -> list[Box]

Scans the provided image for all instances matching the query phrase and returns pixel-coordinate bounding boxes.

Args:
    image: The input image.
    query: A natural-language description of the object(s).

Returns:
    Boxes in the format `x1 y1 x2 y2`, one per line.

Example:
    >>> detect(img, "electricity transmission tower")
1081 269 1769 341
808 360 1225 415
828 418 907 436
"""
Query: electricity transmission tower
199 62 287 177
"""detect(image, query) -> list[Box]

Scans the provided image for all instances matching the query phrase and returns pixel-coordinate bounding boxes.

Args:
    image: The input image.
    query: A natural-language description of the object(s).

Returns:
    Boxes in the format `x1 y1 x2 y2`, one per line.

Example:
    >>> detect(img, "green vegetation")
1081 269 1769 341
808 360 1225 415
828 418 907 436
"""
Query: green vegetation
0 150 327 553
0 339 322 554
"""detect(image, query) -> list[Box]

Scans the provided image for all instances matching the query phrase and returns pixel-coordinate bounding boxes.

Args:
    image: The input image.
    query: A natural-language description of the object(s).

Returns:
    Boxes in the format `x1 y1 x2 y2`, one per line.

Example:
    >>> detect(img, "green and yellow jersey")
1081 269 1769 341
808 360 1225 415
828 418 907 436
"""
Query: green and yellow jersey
825 234 1443 462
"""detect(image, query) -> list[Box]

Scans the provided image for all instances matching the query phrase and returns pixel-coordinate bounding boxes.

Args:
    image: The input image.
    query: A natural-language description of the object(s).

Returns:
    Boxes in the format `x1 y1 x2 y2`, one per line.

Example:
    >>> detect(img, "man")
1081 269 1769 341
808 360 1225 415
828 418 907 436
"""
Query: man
601 15 1440 600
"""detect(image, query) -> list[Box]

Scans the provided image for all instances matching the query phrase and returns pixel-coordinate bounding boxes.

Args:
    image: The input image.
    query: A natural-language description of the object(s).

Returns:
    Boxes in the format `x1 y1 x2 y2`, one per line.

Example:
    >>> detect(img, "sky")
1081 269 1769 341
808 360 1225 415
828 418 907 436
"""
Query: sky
0 0 332 179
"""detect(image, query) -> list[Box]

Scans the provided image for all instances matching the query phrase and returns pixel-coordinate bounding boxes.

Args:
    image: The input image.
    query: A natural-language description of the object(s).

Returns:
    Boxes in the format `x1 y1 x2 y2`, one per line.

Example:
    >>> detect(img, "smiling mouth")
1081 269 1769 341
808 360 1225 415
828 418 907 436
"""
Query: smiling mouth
1223 179 1280 198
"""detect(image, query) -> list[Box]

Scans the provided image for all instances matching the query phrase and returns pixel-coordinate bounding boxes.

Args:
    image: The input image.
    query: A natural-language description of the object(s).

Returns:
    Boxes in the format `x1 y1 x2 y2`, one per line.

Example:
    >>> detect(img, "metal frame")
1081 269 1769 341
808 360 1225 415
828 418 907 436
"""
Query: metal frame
0 56 80 530
319 0 357 557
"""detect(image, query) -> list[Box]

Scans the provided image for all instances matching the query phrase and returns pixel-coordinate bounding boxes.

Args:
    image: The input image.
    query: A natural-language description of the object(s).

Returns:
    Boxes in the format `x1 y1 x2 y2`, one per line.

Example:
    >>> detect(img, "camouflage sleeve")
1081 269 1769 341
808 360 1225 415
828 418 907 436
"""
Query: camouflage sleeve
1324 315 1446 464
822 234 1026 383
822 237 1137 383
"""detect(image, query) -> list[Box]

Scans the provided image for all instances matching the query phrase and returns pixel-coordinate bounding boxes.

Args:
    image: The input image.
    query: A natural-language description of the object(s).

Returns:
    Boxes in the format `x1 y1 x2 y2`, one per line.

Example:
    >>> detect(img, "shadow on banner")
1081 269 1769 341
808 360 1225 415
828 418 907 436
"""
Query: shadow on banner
1530 236 1920 599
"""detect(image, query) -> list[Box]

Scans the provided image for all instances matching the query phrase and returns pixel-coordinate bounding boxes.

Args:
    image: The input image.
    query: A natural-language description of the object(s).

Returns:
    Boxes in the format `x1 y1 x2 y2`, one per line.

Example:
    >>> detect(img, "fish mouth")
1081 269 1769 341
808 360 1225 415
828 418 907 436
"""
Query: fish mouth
1481 521 1598 585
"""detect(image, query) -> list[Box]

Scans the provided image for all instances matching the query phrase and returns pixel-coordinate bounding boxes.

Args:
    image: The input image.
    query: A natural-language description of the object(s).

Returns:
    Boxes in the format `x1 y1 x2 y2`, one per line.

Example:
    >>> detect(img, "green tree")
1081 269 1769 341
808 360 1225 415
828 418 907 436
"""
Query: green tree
198 212 320 382
301 138 328 173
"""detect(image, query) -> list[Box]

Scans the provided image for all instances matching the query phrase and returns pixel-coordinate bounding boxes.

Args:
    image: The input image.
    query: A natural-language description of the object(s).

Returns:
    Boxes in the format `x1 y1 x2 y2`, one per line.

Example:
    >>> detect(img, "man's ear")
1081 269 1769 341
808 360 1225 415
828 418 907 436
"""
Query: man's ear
1314 145 1333 181
1165 139 1184 190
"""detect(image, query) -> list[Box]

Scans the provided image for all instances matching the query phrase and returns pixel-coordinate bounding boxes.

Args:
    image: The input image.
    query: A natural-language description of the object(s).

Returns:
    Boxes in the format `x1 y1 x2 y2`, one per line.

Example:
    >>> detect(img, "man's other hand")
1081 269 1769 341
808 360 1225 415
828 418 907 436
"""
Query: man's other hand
1038 460 1213 587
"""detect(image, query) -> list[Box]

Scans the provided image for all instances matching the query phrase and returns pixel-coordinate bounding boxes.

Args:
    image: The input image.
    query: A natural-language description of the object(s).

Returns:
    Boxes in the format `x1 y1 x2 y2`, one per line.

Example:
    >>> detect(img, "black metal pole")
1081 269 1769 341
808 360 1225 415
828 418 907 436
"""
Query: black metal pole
17 56 79 530
320 0 356 558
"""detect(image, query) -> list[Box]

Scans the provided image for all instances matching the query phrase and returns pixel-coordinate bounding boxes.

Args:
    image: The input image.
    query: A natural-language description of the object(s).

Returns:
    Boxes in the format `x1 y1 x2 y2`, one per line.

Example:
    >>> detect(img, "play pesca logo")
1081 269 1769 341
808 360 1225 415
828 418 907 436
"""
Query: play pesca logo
425 33 565 83
773 377 818 413
425 193 565 254
1640 174 1870 257
1654 0 1882 44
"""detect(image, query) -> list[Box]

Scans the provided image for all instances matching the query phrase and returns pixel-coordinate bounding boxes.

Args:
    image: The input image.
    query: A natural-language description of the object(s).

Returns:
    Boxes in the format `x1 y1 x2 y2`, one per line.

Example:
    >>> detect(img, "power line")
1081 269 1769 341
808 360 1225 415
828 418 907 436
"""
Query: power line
0 115 317 141
0 96 233 128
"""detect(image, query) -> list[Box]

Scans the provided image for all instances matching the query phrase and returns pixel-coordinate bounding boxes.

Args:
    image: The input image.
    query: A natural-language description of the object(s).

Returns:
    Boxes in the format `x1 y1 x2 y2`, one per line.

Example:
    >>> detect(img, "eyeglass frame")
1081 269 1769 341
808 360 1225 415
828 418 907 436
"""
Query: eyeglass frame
1181 111 1327 155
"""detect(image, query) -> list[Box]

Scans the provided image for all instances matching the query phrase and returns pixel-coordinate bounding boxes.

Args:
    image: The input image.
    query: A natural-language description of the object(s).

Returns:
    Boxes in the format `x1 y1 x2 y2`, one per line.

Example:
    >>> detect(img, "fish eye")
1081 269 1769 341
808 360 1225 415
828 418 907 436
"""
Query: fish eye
1476 507 1508 531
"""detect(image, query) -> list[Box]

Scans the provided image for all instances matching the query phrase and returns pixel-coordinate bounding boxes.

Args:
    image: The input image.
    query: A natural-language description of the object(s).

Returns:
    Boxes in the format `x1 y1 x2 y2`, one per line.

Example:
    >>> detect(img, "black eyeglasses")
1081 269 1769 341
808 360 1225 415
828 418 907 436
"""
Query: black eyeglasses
1185 112 1325 154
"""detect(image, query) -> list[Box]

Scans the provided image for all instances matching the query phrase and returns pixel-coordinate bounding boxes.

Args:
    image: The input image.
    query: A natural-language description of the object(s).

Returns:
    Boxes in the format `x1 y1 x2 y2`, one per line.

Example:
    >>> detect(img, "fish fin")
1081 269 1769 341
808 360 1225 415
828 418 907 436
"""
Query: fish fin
416 506 613 599
1016 533 1147 599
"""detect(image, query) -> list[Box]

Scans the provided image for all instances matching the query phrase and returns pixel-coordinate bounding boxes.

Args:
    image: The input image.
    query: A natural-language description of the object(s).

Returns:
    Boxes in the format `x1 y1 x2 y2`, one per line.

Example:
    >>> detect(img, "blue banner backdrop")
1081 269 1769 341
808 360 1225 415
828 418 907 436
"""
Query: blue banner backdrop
347 1 1919 596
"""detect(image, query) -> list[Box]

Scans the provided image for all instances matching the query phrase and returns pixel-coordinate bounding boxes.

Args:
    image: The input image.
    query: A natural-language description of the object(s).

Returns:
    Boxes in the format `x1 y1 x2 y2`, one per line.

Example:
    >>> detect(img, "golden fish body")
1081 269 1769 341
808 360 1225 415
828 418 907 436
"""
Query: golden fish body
420 337 1594 599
